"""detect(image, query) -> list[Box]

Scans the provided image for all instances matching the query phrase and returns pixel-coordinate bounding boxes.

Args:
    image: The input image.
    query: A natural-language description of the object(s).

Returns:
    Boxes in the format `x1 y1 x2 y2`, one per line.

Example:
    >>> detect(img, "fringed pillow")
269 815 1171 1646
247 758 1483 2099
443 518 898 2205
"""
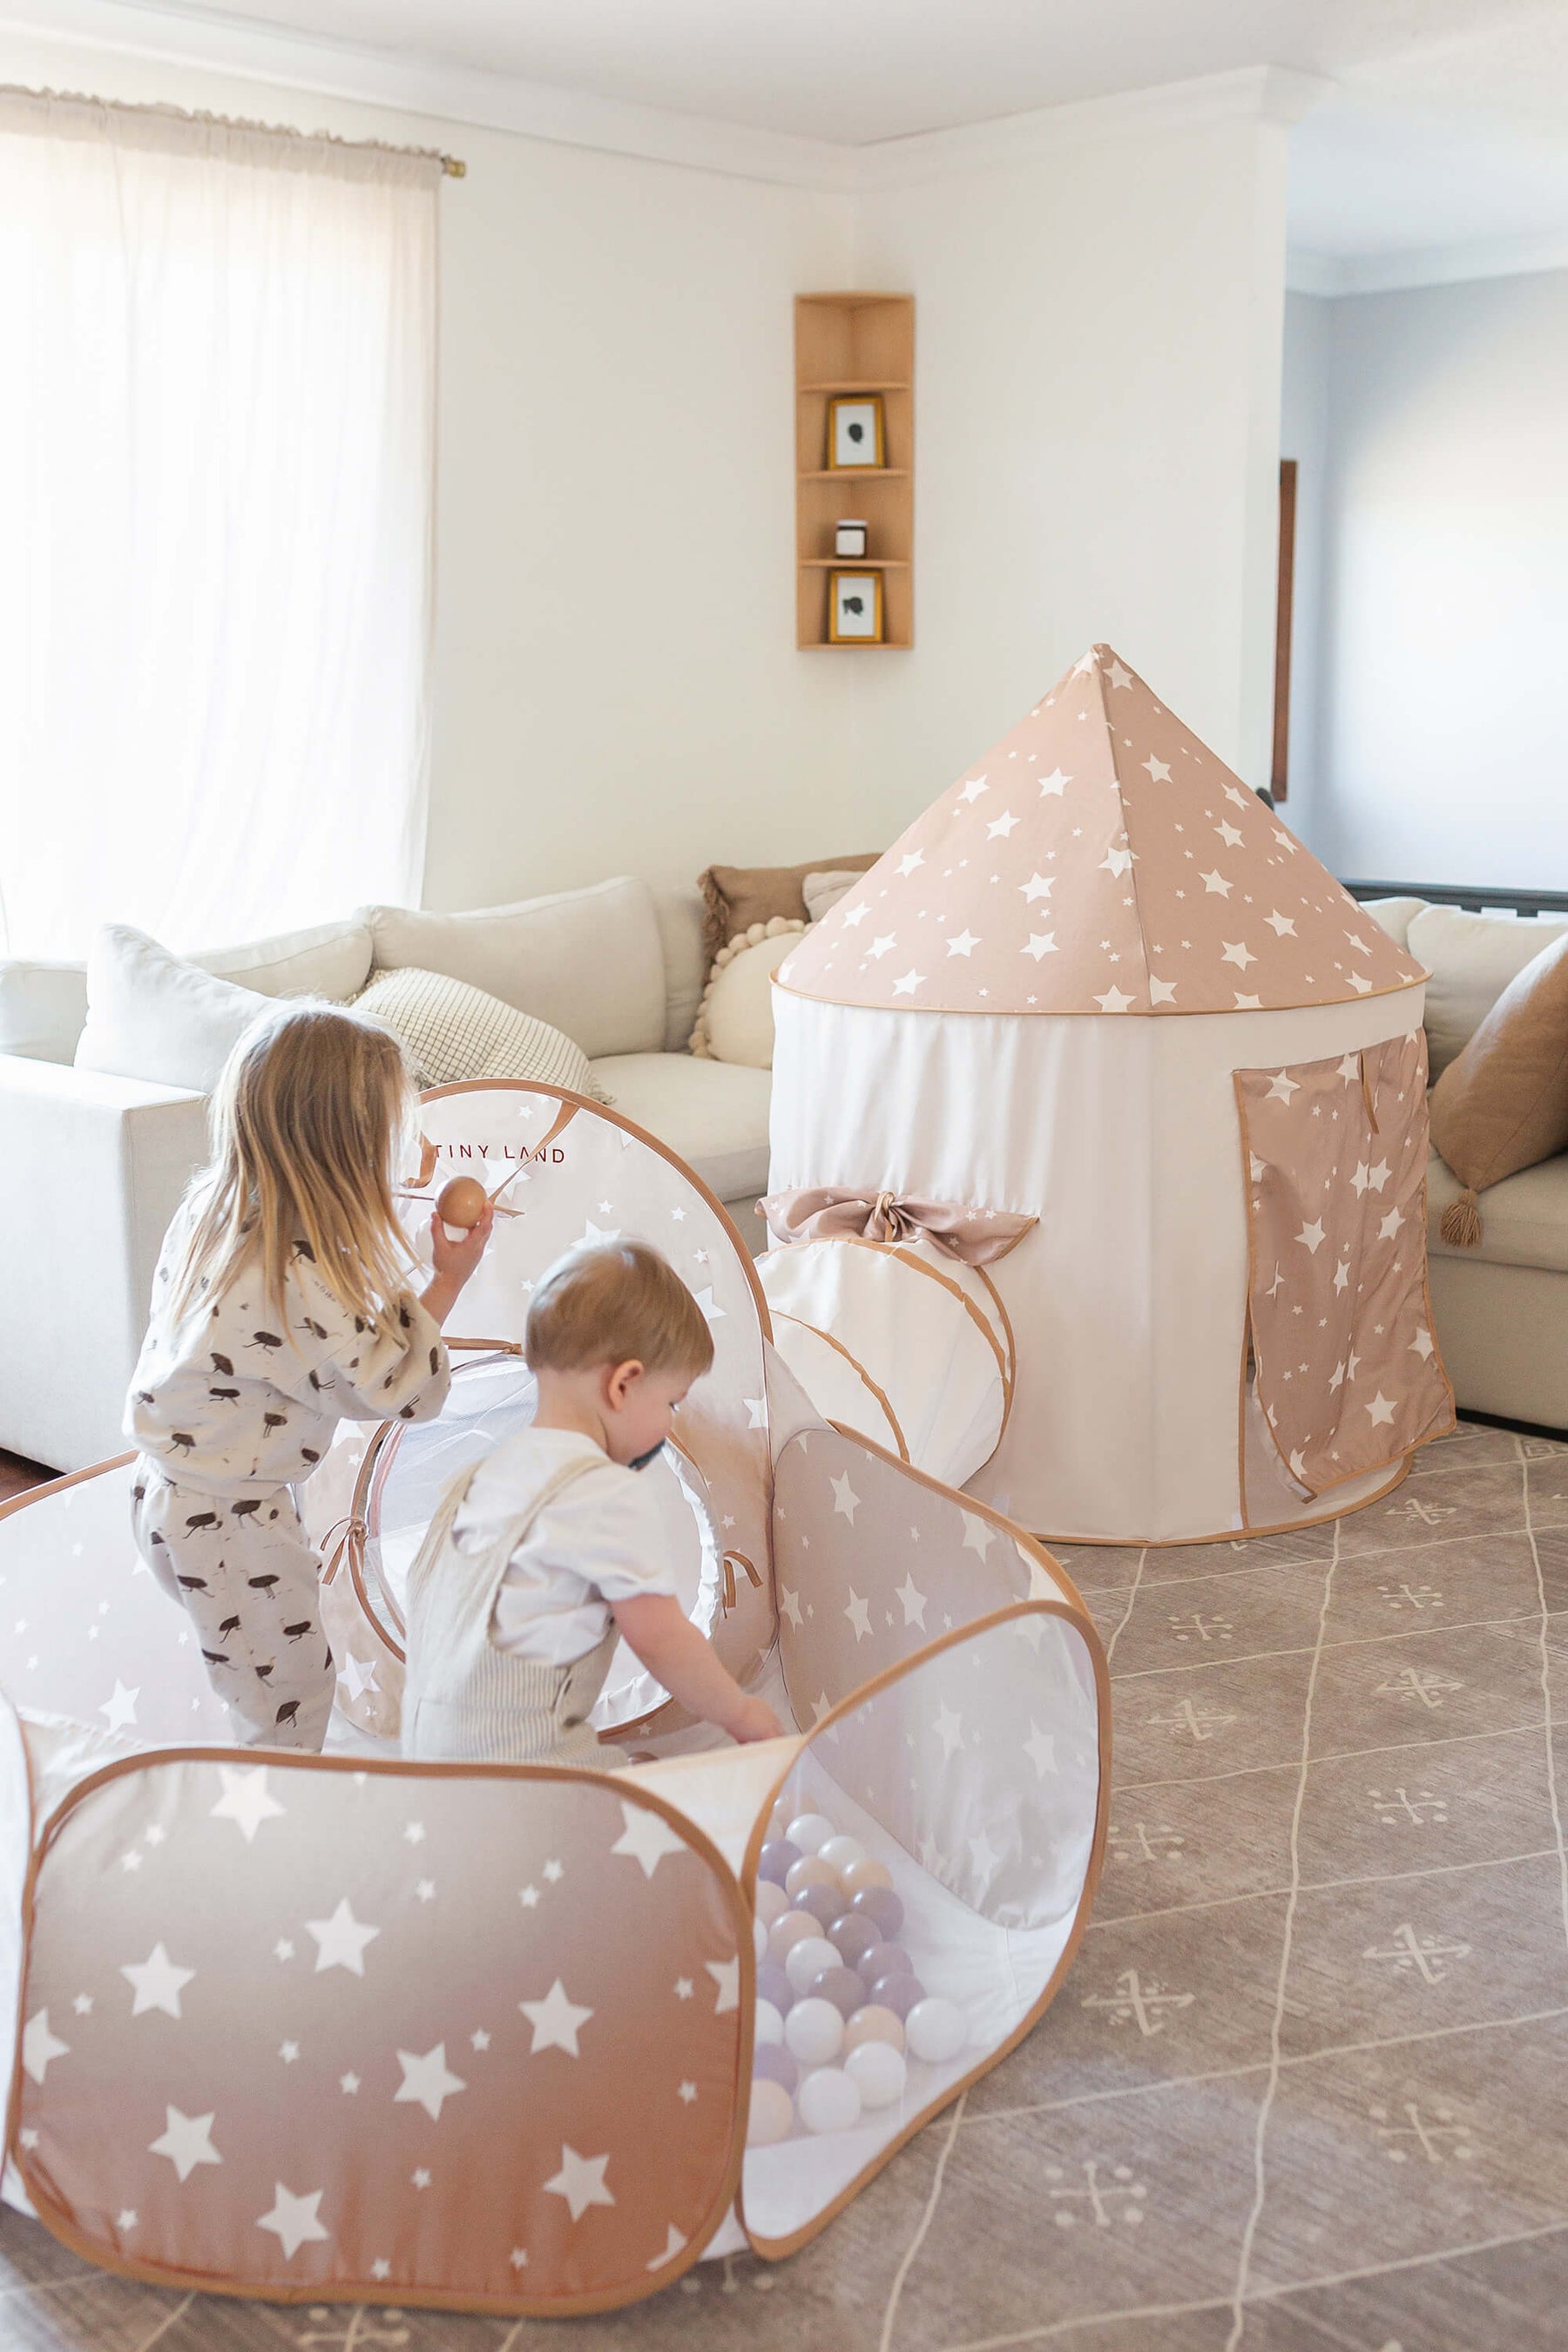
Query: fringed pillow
355 967 612 1102
689 920 805 1068
1430 930 1568 1246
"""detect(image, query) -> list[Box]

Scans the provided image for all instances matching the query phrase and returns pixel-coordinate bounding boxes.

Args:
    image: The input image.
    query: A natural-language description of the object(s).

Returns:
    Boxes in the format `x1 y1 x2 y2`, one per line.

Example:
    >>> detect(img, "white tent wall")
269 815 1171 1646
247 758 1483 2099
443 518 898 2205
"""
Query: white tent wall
771 982 1427 1542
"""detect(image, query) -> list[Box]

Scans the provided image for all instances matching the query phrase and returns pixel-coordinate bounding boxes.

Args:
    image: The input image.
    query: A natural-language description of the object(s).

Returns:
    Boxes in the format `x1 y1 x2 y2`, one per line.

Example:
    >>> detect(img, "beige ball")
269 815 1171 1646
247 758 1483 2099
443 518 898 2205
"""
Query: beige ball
844 2004 905 2052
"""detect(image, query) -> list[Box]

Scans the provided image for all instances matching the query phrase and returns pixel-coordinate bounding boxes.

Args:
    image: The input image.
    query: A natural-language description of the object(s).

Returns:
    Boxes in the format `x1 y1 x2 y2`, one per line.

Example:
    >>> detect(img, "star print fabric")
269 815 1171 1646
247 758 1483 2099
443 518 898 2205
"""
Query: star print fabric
15 1754 746 2310
1237 1032 1454 1495
778 644 1426 1017
126 1200 449 1498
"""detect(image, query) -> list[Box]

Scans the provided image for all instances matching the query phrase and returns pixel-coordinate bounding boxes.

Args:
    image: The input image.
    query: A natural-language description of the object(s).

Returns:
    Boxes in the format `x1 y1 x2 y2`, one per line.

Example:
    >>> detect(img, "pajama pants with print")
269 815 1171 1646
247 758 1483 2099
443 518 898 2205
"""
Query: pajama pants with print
132 1463 335 1751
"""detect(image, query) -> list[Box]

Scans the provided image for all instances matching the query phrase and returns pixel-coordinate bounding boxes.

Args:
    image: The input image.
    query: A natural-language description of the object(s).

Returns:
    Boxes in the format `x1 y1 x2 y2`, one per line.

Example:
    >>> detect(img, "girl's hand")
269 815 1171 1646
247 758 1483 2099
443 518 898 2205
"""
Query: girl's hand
429 1200 494 1291
727 1694 785 1744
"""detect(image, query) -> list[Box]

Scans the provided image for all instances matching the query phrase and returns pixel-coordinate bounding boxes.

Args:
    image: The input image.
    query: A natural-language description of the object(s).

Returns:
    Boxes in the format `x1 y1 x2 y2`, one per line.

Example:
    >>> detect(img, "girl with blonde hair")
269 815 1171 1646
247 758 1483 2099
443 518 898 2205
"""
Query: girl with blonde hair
126 1003 492 1750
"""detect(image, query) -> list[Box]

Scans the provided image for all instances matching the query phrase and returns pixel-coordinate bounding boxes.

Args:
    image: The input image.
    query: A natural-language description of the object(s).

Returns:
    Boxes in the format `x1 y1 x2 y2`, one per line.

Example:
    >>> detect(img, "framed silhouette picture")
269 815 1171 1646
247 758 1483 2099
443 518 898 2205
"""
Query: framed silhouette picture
827 394 886 470
829 569 883 644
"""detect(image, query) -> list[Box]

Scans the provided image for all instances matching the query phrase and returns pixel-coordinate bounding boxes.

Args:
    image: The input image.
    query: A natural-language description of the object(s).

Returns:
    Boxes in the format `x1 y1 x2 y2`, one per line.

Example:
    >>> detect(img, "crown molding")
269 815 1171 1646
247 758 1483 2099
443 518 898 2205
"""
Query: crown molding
0 0 1335 193
1289 226 1568 298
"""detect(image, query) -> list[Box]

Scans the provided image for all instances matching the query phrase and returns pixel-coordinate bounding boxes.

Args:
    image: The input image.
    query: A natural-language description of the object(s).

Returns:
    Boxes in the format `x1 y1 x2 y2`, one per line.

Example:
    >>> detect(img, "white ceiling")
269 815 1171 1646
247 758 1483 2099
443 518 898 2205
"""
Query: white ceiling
28 0 1568 282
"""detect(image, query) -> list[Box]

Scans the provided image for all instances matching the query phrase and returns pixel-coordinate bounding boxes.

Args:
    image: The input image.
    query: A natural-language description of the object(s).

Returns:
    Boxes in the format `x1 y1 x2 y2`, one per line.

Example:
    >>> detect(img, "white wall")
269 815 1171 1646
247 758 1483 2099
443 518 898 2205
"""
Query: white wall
850 116 1291 831
0 25 1291 923
1291 268 1568 888
1278 290 1331 835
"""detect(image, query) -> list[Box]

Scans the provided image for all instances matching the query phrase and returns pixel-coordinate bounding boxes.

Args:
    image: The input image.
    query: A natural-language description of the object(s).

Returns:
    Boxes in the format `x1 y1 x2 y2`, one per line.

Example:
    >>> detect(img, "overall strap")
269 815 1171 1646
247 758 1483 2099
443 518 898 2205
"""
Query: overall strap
468 1450 611 1614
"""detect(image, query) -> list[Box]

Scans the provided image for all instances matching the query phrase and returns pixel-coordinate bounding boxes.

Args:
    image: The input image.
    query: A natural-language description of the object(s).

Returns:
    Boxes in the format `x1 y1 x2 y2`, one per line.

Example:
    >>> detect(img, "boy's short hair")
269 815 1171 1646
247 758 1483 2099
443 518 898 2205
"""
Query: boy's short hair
525 1241 715 1379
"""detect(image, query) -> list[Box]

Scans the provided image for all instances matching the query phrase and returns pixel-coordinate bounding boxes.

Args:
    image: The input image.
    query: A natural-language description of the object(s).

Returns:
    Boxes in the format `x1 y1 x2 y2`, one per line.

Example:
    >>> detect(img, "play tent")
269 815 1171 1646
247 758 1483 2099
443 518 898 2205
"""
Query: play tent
1 1081 1106 2316
767 645 1456 1544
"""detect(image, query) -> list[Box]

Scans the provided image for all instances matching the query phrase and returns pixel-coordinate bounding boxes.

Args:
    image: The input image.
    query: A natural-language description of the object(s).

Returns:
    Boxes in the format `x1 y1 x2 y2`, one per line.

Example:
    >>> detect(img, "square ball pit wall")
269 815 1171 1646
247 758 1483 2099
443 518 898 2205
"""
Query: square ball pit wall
767 645 1457 1543
0 1081 1106 2316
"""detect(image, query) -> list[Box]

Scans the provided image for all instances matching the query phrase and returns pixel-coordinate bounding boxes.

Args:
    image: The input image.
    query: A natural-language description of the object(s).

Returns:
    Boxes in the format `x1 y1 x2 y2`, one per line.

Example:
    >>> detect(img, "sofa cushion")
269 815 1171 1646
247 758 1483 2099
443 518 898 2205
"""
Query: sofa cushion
587 1052 772 1205
355 966 607 1099
1409 905 1568 1079
698 855 879 964
690 924 804 1067
652 886 707 1053
1429 1147 1568 1277
0 960 90 1063
75 926 274 1092
362 878 666 1060
192 916 373 1002
1429 933 1568 1247
1361 896 1428 954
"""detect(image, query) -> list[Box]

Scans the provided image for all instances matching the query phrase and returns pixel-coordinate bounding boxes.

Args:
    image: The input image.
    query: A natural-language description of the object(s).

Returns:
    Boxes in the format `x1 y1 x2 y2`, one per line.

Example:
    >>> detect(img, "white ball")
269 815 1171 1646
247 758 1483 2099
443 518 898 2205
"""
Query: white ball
754 1998 785 2046
904 1997 968 2066
819 1835 867 1879
787 1812 836 1855
768 1798 794 1837
797 2066 862 2135
784 1996 843 2068
754 1880 789 1930
754 1917 768 1961
785 1934 842 1997
747 2078 794 2146
845 2038 908 2110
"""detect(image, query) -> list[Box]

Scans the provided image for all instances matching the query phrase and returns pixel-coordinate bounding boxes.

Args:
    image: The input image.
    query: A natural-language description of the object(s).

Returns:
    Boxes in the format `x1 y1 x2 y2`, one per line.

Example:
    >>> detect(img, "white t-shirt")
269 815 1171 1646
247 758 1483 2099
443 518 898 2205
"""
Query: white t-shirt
454 1427 679 1667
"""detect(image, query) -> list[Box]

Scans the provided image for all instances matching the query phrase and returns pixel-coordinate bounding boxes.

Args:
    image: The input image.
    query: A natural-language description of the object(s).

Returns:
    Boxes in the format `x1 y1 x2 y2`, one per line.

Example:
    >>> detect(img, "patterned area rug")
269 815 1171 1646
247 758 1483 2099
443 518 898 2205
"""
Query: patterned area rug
4 1419 1567 2350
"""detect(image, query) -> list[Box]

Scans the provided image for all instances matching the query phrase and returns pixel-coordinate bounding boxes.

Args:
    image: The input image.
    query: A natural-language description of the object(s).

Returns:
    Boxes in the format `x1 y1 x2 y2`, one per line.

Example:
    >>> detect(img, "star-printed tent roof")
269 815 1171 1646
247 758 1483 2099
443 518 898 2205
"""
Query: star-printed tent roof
777 645 1425 1017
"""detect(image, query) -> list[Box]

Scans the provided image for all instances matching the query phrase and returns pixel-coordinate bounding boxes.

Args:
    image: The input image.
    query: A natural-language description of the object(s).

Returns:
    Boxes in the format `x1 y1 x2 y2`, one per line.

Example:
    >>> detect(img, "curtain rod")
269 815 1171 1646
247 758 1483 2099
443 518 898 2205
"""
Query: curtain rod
0 84 466 174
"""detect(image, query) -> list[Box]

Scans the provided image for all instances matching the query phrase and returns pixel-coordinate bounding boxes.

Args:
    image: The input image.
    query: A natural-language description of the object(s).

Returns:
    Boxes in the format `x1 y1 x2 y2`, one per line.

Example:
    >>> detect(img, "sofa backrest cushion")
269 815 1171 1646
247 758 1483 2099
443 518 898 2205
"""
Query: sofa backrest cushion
1361 896 1428 955
75 927 275 1092
0 960 90 1063
192 916 373 1002
1409 905 1568 1079
652 886 706 1053
361 878 666 1060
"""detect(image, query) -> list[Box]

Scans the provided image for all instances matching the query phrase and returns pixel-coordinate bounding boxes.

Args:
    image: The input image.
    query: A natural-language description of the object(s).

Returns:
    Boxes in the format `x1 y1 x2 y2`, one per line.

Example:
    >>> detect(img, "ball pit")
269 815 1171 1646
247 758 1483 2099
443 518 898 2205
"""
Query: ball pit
749 1799 974 2152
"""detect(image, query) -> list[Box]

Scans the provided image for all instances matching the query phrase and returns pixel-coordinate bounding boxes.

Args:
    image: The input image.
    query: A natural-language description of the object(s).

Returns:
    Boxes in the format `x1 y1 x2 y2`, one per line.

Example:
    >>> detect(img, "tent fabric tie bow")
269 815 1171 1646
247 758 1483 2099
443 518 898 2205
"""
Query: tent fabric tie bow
759 1187 1036 1267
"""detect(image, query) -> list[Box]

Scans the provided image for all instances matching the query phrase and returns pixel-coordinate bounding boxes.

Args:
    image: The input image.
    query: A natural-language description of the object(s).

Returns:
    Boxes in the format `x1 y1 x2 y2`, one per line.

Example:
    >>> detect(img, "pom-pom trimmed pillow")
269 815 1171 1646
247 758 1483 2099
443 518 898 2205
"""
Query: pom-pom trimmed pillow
1430 929 1568 1247
355 968 611 1101
689 920 805 1068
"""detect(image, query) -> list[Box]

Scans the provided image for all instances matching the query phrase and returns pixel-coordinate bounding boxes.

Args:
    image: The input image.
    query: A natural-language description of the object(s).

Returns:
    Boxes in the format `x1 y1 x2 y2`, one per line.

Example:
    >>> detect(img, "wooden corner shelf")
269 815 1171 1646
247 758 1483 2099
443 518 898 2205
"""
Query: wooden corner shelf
794 292 914 650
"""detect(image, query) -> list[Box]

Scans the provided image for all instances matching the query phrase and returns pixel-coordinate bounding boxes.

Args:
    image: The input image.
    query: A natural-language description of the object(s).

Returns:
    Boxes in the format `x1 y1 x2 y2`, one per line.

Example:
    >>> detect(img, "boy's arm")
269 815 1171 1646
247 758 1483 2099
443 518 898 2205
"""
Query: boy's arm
610 1594 781 1743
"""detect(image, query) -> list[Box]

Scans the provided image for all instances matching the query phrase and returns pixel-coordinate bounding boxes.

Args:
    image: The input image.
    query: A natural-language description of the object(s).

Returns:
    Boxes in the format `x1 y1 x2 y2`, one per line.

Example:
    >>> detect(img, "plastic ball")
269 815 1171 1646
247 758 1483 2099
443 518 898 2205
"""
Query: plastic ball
797 2065 862 2135
840 1857 895 1899
828 1912 881 1970
784 1935 841 1998
819 1835 868 1879
754 1917 767 1962
768 1799 794 1838
845 2038 907 2110
758 1839 801 1887
754 1880 789 1930
785 1855 840 1902
436 1176 487 1229
904 1997 968 2066
784 1997 843 2067
849 1885 905 1938
787 1812 836 1855
796 1884 845 1931
868 1974 926 2021
753 2043 800 2094
747 2078 794 2146
810 1963 868 2019
844 2004 904 2051
767 1910 820 1964
754 1998 785 2045
861 1941 912 1984
756 1962 794 2017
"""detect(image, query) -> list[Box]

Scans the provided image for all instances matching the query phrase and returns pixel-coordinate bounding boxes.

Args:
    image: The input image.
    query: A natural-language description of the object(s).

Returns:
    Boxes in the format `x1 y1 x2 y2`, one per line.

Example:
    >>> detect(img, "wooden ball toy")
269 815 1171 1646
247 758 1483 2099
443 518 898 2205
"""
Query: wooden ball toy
785 1854 840 1902
841 1857 895 1899
845 2038 907 2111
798 2065 862 2135
784 1996 844 2068
784 1934 841 1998
436 1176 488 1229
844 2004 905 2053
747 2078 794 2146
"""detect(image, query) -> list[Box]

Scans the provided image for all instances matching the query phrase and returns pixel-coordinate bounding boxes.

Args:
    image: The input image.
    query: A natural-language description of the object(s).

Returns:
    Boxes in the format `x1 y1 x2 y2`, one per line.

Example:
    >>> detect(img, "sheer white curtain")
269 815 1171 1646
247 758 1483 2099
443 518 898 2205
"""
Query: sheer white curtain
0 91 438 957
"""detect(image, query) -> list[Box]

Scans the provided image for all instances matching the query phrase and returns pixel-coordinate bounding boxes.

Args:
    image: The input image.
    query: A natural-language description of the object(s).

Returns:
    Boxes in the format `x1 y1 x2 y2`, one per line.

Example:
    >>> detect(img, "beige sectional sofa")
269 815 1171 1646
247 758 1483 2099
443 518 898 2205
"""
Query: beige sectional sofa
0 879 772 1472
1369 896 1568 1433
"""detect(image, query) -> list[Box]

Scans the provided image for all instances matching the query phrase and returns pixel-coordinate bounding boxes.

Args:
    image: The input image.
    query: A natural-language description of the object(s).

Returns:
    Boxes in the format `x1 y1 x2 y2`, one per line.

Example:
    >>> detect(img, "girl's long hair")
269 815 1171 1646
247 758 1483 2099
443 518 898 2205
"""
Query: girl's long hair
169 1004 418 1328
